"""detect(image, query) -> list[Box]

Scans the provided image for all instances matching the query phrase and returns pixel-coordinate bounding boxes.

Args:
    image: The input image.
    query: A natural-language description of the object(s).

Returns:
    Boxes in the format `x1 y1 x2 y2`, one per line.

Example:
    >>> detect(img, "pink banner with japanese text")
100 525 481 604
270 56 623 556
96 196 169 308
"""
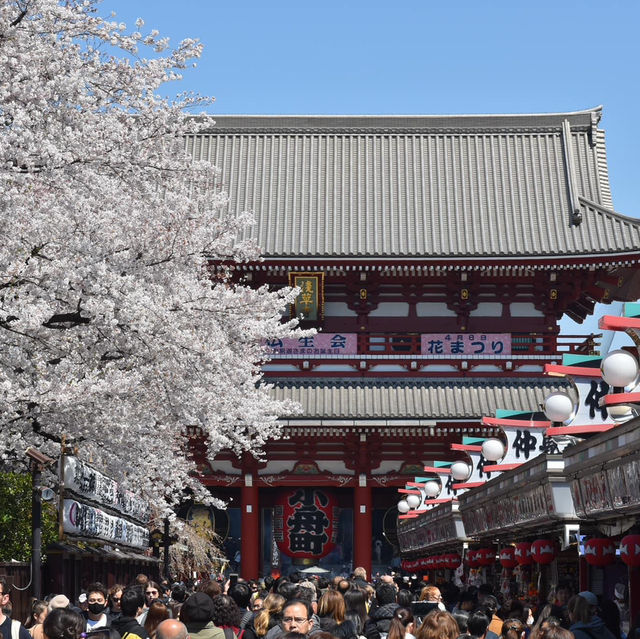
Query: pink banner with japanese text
265 333 357 356
421 333 511 356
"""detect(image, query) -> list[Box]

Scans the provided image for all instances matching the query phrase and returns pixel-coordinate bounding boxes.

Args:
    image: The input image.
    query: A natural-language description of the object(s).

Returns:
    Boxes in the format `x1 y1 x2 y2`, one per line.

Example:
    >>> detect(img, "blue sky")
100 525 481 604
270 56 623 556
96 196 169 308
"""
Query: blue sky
101 0 639 342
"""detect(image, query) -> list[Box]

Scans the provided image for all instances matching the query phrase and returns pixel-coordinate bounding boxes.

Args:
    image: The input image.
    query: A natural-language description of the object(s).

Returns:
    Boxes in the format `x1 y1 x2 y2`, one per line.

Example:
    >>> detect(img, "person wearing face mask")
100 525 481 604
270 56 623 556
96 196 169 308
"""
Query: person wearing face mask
83 583 113 632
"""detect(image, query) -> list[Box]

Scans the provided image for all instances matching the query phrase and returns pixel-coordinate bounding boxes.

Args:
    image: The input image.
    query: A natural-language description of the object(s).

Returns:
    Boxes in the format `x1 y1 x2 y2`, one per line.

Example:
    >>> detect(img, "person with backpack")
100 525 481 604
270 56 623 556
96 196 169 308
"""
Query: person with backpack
0 578 30 639
212 595 244 639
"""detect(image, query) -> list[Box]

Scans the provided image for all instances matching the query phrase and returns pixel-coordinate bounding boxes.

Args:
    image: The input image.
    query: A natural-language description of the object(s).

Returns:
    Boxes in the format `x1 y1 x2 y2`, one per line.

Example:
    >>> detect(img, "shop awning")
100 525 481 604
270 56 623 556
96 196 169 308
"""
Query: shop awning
563 415 640 520
457 454 578 539
398 501 467 554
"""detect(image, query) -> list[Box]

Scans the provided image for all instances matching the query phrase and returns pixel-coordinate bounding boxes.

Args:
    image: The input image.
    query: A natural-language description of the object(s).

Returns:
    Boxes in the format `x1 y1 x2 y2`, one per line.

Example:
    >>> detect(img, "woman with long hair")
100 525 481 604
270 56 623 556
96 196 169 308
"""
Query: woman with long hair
387 607 415 639
144 601 170 639
318 591 356 639
27 601 48 639
319 591 347 629
344 588 368 631
252 594 286 639
416 611 460 639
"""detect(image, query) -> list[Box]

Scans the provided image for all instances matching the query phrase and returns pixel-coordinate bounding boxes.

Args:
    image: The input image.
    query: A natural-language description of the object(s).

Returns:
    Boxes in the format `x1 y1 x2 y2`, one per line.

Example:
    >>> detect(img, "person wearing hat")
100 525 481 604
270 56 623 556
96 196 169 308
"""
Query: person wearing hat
48 596 71 613
179 593 224 639
568 592 616 639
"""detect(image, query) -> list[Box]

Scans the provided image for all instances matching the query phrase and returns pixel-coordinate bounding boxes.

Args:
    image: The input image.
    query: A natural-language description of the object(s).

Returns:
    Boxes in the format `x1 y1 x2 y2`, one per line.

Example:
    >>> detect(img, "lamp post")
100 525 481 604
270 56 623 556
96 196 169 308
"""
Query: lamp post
163 517 170 580
25 447 54 600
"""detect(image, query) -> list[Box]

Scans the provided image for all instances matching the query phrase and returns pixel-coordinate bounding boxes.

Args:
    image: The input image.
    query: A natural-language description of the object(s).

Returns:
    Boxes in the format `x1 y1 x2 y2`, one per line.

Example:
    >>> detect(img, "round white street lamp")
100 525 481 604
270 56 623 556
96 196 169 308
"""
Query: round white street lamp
601 349 639 389
543 391 576 424
397 499 410 513
450 461 472 481
423 480 441 498
481 438 505 462
406 493 422 509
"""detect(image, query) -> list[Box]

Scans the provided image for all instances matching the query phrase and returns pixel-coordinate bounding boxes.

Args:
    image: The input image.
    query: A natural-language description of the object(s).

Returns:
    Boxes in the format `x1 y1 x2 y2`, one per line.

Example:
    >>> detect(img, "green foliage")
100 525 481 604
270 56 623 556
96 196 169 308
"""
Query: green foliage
0 472 58 562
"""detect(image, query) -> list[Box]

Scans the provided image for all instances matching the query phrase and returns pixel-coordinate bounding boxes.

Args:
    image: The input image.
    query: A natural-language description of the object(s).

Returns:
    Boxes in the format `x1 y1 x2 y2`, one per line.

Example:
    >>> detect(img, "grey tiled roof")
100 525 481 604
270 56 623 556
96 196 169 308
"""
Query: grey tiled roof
187 107 640 259
269 378 571 420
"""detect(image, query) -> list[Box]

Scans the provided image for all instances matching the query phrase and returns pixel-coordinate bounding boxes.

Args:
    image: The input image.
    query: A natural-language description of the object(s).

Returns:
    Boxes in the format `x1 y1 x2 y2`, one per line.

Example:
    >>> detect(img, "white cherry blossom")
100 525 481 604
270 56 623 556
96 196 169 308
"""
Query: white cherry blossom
0 0 303 518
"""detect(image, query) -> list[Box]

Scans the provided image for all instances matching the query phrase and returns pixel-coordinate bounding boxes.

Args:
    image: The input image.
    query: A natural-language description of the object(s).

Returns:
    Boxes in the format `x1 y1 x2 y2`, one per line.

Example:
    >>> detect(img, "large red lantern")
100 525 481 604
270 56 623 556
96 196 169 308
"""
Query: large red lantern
499 547 518 569
584 538 616 567
445 553 462 569
515 542 533 566
274 488 338 560
621 535 640 567
425 556 435 569
434 554 445 569
467 549 480 568
476 547 495 566
531 539 557 565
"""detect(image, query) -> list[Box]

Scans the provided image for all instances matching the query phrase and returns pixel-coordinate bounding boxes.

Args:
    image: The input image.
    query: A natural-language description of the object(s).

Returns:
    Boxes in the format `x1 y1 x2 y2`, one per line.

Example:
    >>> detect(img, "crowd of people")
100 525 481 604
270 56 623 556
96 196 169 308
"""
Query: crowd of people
0 570 637 639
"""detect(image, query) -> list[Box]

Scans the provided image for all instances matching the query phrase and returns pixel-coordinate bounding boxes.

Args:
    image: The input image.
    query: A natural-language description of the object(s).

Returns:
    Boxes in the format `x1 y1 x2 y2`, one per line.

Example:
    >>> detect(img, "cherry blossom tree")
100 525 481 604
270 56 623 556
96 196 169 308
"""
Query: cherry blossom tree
0 0 302 513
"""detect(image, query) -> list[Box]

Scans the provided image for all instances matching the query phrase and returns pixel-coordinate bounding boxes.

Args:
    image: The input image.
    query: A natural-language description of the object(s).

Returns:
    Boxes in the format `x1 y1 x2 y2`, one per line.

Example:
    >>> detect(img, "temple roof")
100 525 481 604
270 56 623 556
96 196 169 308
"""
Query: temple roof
188 107 640 261
269 378 572 421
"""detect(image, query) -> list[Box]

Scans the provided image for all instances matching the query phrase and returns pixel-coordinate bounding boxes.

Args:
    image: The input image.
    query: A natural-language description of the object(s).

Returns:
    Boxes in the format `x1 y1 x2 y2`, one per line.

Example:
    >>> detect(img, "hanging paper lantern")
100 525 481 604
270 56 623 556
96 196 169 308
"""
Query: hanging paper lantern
531 539 557 565
584 538 616 567
515 542 533 566
476 547 495 566
499 547 518 568
274 488 339 560
620 535 640 567
425 556 435 569
467 549 480 568
445 553 462 569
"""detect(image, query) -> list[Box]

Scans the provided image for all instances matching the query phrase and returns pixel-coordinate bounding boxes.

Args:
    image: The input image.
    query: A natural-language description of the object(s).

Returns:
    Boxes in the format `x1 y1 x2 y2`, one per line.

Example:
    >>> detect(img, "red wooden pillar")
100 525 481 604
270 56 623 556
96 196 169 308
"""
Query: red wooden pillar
353 478 372 577
629 566 640 622
241 476 260 579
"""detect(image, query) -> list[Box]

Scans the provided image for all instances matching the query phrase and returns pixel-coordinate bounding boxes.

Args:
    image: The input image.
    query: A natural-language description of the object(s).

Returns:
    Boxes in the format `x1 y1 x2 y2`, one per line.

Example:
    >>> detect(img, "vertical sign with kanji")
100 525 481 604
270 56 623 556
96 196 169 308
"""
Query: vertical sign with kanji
289 272 324 322
273 488 339 560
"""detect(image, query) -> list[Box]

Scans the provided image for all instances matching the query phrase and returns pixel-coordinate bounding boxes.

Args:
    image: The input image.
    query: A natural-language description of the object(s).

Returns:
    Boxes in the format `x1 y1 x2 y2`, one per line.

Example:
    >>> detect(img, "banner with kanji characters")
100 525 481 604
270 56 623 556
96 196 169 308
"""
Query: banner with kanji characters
273 488 339 560
421 333 511 356
264 333 357 356
290 273 324 321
